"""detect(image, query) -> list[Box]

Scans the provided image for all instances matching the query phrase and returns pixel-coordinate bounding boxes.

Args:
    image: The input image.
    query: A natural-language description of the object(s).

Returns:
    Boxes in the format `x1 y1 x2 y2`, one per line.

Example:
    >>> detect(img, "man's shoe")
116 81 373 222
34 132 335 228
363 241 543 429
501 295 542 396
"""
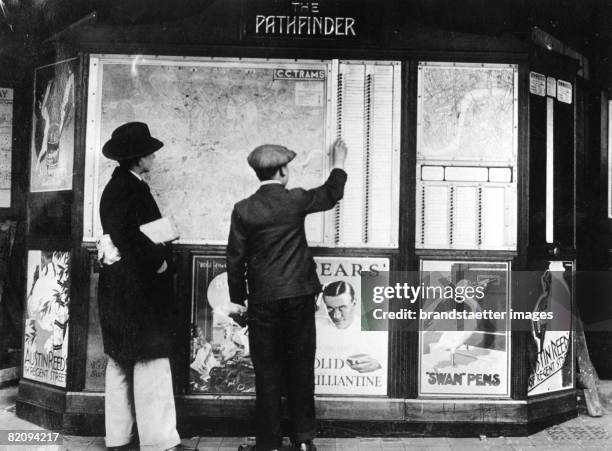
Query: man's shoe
295 442 316 451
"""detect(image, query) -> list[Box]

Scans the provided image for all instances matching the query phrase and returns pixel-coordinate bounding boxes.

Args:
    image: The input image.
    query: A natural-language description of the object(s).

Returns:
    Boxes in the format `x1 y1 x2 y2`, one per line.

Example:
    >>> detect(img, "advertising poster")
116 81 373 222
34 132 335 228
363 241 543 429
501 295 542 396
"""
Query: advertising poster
190 256 254 394
190 255 389 396
419 260 510 397
23 250 70 387
527 261 573 396
84 258 107 391
30 58 77 192
314 257 389 396
0 87 13 207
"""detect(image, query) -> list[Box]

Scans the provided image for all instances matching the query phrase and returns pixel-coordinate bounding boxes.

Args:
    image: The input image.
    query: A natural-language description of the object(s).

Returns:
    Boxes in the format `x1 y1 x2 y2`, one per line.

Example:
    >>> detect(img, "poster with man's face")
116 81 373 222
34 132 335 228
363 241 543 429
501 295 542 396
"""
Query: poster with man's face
314 257 389 396
23 250 71 387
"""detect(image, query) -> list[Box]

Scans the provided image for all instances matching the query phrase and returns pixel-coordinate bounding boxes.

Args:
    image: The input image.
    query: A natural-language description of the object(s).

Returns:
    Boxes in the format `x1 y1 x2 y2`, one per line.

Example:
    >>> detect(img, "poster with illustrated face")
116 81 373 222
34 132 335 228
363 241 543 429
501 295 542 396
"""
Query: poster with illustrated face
314 257 389 396
190 256 254 394
527 261 573 396
419 260 510 397
23 250 71 387
30 58 77 192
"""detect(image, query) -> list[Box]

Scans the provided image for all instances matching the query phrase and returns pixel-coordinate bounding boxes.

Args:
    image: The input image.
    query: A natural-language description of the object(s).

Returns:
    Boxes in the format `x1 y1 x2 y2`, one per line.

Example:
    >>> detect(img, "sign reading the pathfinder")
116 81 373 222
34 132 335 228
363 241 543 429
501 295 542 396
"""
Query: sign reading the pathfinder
248 1 357 37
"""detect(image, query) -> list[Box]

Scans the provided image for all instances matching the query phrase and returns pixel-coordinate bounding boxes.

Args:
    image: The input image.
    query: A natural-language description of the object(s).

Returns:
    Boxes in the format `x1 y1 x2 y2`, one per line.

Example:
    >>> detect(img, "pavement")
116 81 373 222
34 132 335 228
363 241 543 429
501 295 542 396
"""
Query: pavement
1 382 612 450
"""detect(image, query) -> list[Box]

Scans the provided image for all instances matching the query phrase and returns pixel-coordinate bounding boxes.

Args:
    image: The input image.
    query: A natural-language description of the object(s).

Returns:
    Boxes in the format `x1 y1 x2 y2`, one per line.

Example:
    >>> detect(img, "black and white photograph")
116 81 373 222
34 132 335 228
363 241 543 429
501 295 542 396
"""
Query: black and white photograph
1 1 612 451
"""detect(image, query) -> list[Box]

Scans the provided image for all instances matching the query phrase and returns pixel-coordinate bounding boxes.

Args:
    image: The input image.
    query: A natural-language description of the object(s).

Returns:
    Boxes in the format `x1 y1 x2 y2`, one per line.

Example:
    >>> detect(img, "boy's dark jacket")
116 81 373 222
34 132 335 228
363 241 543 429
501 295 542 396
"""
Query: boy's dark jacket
227 168 347 304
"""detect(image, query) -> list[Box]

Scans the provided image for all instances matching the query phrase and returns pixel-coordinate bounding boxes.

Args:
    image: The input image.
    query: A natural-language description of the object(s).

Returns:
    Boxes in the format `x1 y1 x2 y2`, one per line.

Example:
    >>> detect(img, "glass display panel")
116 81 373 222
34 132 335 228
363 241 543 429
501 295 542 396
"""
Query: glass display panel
418 63 515 163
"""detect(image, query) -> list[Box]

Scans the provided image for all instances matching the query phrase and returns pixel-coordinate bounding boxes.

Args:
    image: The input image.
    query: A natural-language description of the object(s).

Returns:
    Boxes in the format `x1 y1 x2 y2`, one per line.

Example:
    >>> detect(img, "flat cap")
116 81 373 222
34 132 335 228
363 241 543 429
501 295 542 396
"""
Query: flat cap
247 144 296 170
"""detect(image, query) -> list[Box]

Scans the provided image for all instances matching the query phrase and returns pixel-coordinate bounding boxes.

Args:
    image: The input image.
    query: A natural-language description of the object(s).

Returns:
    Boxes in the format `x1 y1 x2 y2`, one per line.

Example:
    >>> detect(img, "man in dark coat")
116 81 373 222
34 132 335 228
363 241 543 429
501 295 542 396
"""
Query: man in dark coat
227 139 348 451
97 122 181 451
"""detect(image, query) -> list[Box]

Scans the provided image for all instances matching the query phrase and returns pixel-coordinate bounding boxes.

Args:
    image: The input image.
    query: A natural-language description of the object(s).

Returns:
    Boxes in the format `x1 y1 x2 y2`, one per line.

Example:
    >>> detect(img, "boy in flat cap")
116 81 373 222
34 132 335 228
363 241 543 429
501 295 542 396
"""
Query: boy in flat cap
227 139 347 451
98 122 182 451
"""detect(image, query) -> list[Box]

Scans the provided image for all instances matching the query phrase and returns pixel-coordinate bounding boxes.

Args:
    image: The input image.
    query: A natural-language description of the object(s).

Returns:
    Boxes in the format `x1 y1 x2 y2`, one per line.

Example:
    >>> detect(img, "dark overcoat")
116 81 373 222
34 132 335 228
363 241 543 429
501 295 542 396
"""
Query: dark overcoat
98 167 175 362
227 168 347 304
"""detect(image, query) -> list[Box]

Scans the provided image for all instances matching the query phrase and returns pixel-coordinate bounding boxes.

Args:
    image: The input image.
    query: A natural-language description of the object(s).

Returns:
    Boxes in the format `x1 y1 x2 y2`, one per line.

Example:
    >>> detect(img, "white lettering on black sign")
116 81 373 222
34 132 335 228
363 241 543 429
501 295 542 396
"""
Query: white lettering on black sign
274 69 326 80
254 2 357 37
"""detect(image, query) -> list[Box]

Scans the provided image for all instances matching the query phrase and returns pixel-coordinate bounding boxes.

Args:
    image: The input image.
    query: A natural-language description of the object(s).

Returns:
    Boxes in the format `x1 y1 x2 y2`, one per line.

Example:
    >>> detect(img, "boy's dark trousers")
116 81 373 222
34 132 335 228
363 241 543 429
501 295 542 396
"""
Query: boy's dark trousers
248 295 316 451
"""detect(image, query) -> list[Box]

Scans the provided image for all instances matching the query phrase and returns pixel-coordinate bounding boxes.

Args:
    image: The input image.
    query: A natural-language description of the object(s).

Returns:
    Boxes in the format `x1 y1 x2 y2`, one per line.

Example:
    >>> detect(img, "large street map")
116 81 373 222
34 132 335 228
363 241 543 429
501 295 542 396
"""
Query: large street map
98 62 328 242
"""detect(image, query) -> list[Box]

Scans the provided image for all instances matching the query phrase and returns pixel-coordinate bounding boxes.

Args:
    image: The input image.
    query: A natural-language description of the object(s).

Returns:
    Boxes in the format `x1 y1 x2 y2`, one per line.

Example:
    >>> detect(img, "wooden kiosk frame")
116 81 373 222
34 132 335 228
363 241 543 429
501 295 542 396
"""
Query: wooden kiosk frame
16 0 582 436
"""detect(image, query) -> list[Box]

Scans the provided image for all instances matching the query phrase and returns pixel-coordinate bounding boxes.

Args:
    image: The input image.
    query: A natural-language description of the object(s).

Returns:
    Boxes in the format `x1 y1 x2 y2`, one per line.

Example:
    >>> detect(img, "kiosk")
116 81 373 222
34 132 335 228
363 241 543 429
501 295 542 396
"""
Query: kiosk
16 0 588 436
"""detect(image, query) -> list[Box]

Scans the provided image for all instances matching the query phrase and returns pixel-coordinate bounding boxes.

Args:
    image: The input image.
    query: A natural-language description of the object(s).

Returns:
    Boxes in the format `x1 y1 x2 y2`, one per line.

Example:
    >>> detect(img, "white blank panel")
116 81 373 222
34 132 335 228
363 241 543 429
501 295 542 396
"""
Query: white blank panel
445 167 488 182
546 96 554 244
369 65 394 245
424 185 449 247
453 186 478 247
482 187 505 247
489 167 512 183
305 214 324 245
422 166 444 181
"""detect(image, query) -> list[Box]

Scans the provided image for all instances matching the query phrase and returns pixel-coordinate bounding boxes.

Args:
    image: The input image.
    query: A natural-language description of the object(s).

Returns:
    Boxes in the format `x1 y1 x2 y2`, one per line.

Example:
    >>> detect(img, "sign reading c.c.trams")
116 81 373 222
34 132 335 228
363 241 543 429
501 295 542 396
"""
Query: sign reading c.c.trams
245 0 359 38
273 68 326 80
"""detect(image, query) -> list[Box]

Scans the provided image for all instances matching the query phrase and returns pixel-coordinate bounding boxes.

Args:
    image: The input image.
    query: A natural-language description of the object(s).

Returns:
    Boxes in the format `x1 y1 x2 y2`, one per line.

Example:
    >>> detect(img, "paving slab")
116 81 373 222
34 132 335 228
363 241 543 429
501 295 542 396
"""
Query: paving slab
3 383 612 450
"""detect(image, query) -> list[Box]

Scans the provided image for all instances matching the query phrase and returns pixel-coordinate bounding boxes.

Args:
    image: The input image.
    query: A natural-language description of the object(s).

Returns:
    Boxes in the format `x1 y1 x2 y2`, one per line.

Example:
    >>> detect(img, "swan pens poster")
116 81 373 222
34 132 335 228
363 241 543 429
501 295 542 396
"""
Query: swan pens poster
419 260 510 397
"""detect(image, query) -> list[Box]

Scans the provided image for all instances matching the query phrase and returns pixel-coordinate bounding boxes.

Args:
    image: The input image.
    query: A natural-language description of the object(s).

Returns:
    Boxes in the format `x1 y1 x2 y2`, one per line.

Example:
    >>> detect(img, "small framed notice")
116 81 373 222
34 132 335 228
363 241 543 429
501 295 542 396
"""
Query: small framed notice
557 80 573 104
529 72 546 97
295 82 324 107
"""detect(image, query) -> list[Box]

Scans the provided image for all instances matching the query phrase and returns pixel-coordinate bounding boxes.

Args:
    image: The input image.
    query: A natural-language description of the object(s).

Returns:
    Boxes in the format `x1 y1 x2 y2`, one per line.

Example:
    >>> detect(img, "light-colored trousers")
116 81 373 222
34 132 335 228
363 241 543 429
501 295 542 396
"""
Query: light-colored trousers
105 356 181 450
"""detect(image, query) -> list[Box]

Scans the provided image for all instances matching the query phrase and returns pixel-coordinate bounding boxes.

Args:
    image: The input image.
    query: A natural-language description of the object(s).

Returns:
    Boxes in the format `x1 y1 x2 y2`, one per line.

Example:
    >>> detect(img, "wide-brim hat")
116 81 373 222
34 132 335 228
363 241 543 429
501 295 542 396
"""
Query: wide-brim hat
102 122 164 161
247 144 296 170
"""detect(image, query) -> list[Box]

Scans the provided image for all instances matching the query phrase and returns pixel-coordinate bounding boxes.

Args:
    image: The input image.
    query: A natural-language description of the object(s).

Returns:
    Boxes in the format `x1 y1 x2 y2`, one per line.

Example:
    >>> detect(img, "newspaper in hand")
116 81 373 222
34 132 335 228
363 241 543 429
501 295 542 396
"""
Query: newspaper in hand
139 217 180 244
